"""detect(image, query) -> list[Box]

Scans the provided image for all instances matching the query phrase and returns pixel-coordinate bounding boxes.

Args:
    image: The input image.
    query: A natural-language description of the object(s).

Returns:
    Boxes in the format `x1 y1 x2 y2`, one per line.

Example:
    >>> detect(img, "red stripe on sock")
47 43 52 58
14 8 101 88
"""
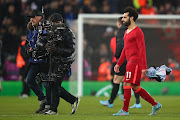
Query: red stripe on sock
134 87 142 93
136 88 157 106
123 86 132 89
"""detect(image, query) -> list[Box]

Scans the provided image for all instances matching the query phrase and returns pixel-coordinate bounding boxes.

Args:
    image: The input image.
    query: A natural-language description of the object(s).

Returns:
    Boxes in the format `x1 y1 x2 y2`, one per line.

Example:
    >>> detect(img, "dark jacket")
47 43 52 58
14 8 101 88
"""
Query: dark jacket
115 25 127 59
53 27 75 63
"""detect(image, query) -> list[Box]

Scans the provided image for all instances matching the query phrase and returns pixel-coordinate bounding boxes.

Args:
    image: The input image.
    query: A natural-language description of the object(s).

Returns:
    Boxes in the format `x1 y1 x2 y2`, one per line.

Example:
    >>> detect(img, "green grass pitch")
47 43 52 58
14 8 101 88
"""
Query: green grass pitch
0 96 180 120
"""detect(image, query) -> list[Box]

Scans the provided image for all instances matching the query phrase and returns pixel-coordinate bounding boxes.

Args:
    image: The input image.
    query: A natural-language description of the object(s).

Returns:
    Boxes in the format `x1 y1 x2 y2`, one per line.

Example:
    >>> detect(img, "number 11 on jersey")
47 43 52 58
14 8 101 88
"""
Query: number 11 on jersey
126 71 131 81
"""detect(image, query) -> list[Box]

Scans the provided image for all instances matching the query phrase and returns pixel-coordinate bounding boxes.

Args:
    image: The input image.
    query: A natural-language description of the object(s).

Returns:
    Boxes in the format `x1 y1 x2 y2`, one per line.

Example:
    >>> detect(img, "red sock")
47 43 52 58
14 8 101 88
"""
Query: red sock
135 87 157 106
122 86 131 112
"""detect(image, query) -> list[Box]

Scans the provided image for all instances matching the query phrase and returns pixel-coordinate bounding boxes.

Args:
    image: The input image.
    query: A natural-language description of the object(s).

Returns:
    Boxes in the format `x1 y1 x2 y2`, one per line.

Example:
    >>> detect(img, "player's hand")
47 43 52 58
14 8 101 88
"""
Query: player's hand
142 69 148 75
114 64 120 73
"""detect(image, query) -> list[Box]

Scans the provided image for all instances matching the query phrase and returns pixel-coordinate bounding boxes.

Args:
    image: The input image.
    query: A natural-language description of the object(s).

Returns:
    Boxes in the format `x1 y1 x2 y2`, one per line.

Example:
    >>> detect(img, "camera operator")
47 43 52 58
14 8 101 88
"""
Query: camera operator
26 10 51 114
43 13 80 115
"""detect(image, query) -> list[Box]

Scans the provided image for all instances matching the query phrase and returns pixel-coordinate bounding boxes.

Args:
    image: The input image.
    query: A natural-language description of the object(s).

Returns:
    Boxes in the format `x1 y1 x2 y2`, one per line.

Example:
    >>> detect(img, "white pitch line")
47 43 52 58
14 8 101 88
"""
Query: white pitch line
0 114 41 117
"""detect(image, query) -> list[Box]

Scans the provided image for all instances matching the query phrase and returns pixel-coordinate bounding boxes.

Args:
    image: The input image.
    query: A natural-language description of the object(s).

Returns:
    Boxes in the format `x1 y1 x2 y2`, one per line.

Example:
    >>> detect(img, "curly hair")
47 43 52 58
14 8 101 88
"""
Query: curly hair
27 21 34 31
123 7 138 22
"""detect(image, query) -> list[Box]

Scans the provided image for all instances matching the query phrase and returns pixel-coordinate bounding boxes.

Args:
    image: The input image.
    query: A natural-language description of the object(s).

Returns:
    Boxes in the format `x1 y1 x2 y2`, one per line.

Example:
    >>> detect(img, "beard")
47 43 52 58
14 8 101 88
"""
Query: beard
123 18 131 26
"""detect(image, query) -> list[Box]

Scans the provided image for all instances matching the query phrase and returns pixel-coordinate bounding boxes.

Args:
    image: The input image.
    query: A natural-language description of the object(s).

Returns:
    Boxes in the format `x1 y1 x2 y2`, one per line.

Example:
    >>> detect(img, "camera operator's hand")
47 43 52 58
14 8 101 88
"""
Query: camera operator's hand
26 48 33 56
45 43 57 53
48 46 57 53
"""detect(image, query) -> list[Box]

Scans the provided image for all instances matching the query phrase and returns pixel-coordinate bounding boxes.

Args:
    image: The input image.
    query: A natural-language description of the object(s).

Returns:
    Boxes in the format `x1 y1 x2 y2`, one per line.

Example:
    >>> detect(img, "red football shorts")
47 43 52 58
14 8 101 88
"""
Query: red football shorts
124 60 142 86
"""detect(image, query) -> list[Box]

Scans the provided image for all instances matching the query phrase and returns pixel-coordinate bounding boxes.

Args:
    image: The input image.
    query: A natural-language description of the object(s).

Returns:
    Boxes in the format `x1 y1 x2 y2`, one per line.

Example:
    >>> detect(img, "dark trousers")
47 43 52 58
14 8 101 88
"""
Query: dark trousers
43 82 51 105
21 80 30 95
26 63 49 101
49 62 76 112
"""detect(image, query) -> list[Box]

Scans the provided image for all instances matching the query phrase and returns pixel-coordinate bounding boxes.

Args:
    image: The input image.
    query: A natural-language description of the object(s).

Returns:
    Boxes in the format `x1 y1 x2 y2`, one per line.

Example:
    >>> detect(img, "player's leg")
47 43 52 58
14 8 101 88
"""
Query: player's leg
129 92 141 108
100 62 116 108
118 62 126 100
130 63 157 108
107 62 119 105
132 85 156 105
108 75 124 104
113 82 131 116
120 82 124 100
100 62 126 108
100 75 124 108
132 85 162 115
135 93 140 104
113 61 140 116
122 82 132 112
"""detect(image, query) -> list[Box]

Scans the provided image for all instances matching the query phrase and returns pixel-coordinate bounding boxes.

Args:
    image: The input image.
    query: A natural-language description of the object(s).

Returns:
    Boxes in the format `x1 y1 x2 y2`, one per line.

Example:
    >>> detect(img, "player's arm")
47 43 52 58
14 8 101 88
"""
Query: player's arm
114 48 126 73
117 48 126 66
135 29 147 70
115 37 124 59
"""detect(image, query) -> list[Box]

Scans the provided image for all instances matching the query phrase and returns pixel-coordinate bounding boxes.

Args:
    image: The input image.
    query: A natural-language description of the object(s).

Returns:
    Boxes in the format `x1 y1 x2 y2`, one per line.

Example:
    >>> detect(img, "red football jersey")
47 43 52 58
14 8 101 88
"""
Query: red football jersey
117 27 147 69
110 37 117 63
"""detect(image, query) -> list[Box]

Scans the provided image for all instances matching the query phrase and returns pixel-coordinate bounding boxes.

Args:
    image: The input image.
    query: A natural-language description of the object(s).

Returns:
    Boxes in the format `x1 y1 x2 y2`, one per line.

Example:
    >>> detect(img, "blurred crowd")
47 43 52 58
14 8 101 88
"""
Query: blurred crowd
0 0 180 82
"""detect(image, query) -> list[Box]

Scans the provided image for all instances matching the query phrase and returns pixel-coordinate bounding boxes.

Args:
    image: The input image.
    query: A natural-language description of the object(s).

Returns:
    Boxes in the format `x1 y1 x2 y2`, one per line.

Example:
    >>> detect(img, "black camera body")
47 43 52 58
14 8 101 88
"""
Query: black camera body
38 20 52 35
46 23 65 46
33 20 65 60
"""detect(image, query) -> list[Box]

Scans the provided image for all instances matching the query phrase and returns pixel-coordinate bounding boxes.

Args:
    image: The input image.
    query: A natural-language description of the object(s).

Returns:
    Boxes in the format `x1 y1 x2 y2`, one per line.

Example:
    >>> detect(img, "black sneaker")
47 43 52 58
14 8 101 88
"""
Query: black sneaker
39 108 50 114
45 110 58 115
35 103 45 114
71 97 80 114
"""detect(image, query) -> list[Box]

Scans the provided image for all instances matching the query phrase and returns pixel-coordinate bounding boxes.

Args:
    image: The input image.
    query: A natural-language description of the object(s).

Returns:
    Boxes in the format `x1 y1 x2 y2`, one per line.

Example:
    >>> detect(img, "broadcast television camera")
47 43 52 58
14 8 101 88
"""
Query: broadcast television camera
33 20 65 60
